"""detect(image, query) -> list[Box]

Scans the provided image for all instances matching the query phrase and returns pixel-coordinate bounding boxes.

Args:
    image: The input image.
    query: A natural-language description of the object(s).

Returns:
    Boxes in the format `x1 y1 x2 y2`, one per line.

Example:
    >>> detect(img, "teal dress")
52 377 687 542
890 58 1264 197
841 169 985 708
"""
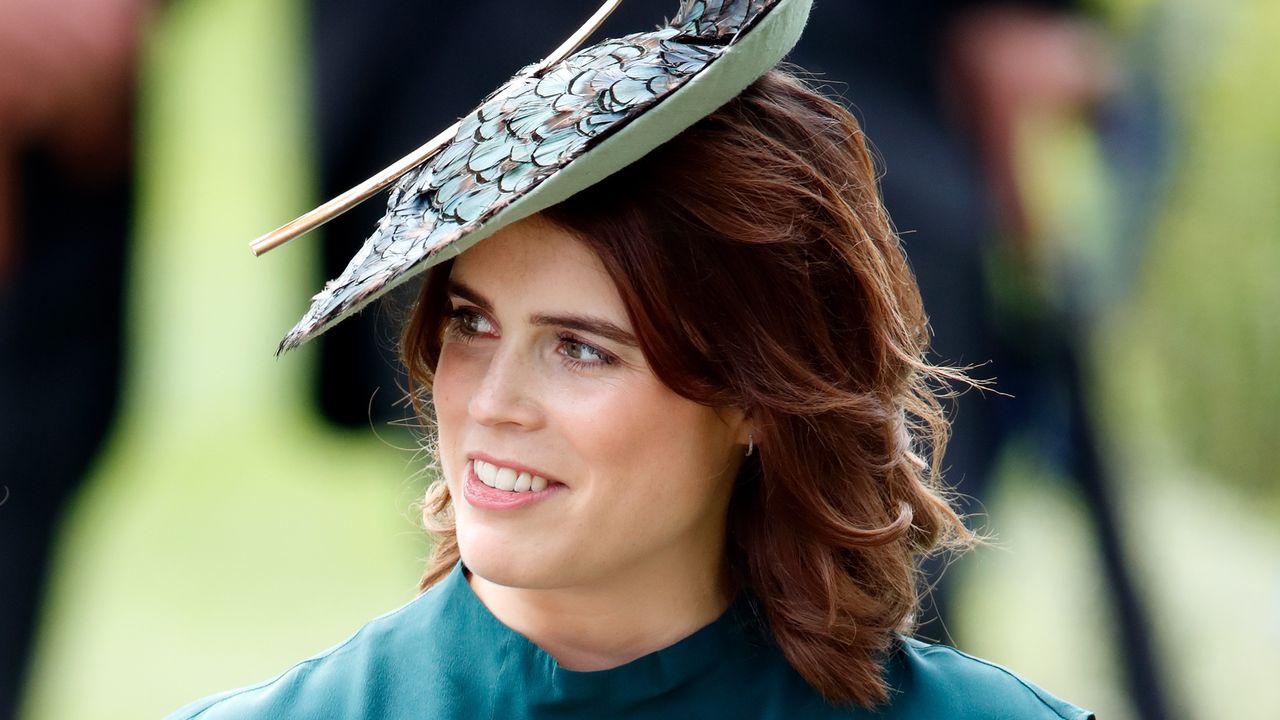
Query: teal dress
166 563 1094 719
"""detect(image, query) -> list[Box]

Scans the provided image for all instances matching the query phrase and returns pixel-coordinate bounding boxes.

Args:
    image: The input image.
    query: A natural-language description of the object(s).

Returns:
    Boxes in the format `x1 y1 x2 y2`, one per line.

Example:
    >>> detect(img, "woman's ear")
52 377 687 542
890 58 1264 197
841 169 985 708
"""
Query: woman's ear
731 408 755 455
715 406 754 451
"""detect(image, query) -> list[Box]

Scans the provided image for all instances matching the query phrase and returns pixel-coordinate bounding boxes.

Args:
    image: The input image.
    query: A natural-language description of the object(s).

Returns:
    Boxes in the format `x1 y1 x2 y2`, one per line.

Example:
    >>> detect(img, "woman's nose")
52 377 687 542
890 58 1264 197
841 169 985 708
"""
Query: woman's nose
466 345 543 429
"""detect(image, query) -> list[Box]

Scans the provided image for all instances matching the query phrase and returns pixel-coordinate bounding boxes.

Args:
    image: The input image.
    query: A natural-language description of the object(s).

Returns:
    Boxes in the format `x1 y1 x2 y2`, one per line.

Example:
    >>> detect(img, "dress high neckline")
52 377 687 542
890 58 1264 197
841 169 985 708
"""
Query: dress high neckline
443 561 766 707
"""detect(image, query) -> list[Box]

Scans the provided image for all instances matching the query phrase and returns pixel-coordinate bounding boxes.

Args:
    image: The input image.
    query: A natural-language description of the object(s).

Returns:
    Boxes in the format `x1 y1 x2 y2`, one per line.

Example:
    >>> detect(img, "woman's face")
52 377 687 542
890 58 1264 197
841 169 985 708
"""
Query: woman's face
431 215 748 592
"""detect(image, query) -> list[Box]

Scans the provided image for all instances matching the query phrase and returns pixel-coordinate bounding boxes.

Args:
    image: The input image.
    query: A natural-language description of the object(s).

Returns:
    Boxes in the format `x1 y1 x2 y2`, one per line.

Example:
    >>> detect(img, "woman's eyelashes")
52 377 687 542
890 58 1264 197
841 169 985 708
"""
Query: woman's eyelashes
443 306 495 341
558 334 617 369
443 306 618 370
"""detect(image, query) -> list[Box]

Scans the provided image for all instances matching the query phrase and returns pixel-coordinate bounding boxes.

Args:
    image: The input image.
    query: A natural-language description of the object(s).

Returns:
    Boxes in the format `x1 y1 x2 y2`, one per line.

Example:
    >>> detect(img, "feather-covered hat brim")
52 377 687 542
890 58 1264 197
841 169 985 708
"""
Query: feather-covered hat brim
271 0 812 353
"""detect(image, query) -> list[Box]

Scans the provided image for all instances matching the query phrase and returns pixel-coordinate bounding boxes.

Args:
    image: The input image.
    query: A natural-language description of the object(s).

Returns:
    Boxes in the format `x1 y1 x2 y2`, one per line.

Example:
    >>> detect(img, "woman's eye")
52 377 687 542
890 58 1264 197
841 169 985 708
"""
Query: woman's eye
559 336 614 367
444 307 494 339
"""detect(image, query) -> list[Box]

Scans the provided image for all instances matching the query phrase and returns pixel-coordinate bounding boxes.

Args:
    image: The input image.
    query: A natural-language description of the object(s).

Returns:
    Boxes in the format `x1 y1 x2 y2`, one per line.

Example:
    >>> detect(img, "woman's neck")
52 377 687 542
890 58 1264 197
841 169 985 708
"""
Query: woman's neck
467 551 733 672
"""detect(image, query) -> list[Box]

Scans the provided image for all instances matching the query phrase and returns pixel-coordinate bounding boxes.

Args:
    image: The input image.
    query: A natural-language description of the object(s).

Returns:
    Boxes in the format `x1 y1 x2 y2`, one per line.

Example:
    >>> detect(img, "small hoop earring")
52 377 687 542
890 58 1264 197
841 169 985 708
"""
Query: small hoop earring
745 432 754 457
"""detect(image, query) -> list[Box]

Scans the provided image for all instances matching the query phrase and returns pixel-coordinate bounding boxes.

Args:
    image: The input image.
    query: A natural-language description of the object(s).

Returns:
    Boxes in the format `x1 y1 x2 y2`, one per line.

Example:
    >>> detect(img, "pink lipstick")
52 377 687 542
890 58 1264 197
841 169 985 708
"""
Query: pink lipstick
462 460 564 510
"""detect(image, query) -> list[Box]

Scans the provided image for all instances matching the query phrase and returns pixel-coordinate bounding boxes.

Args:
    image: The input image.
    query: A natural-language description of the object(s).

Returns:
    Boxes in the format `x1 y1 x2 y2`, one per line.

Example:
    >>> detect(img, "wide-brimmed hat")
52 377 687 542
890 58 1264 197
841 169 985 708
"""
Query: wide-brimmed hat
254 0 812 353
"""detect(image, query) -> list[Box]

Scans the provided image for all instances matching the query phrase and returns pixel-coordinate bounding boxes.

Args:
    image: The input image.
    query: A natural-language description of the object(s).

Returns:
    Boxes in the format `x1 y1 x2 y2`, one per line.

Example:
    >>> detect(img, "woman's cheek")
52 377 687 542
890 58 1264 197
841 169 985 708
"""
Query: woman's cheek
583 386 671 486
434 344 484 410
432 347 475 486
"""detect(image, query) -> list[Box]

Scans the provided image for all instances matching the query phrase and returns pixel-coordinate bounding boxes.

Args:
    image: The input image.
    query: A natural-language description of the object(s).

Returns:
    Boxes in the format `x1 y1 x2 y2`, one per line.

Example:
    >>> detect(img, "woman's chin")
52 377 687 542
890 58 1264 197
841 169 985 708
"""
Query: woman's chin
457 525 560 590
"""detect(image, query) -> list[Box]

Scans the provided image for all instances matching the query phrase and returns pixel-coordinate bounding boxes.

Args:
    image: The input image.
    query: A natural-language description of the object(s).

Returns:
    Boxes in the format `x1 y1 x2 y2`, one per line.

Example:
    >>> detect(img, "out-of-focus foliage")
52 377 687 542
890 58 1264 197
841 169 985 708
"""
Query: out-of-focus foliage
1118 0 1280 505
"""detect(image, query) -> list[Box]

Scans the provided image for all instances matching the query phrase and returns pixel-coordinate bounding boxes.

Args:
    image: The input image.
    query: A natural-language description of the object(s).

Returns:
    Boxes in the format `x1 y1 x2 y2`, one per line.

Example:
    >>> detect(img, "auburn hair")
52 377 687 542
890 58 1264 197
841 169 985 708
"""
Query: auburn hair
401 68 974 708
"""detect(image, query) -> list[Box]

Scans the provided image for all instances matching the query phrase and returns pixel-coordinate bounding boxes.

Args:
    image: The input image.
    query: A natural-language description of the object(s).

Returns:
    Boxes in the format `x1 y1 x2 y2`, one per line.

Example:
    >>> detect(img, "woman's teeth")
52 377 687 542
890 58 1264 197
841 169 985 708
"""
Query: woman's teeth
472 459 550 493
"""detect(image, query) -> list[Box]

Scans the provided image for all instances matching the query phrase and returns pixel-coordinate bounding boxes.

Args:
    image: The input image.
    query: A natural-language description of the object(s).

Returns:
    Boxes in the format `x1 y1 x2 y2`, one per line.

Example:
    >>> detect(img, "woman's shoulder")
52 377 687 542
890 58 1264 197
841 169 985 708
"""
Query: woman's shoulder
876 635 1096 720
163 580 457 719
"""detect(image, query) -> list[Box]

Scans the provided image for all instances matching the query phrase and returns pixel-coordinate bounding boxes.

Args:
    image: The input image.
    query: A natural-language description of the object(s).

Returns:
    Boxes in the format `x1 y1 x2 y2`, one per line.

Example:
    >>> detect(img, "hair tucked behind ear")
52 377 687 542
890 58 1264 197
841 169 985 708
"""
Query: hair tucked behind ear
402 68 976 708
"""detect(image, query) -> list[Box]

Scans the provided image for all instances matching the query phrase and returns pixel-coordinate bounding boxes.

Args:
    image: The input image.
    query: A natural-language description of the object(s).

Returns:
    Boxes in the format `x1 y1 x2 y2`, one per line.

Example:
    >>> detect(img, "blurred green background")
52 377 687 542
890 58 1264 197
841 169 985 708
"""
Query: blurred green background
16 0 1279 718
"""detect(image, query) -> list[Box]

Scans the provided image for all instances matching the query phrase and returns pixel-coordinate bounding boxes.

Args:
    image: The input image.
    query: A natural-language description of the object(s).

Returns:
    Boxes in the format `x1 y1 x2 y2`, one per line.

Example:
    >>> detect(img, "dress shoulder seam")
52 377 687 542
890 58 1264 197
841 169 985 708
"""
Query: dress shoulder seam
911 643 1091 720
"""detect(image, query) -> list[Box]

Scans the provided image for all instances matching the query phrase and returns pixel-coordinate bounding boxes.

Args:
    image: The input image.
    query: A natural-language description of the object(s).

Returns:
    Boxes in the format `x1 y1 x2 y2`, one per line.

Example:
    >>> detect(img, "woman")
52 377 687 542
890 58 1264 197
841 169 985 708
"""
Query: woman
170 1 1094 717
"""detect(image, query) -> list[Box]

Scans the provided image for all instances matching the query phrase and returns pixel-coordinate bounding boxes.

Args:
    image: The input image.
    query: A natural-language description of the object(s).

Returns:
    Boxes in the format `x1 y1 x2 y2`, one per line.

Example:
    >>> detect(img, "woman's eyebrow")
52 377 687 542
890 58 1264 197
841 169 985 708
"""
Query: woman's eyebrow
446 279 638 348
445 280 492 311
530 313 639 348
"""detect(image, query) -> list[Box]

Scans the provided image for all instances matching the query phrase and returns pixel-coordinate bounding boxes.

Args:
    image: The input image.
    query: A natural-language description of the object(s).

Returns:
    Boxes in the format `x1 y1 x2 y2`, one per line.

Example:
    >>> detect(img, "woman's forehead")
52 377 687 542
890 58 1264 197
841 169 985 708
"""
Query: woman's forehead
447 215 626 316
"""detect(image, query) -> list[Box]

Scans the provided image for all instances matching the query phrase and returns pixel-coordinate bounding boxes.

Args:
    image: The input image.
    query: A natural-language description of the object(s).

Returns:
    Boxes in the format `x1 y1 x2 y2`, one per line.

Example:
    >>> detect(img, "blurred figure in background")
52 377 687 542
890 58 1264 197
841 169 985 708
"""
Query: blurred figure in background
800 3 1171 718
0 0 150 716
798 3 1171 719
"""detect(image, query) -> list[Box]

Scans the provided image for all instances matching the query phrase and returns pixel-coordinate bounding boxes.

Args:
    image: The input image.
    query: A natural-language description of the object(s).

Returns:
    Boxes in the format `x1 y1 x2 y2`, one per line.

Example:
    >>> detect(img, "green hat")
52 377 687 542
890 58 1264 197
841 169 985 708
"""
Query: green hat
258 0 813 353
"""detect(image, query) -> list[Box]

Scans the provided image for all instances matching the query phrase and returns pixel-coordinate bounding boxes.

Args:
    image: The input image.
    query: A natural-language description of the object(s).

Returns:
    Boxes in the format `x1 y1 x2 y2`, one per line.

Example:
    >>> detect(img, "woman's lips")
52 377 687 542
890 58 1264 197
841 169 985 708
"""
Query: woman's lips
467 452 564 487
463 459 564 511
472 458 550 492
